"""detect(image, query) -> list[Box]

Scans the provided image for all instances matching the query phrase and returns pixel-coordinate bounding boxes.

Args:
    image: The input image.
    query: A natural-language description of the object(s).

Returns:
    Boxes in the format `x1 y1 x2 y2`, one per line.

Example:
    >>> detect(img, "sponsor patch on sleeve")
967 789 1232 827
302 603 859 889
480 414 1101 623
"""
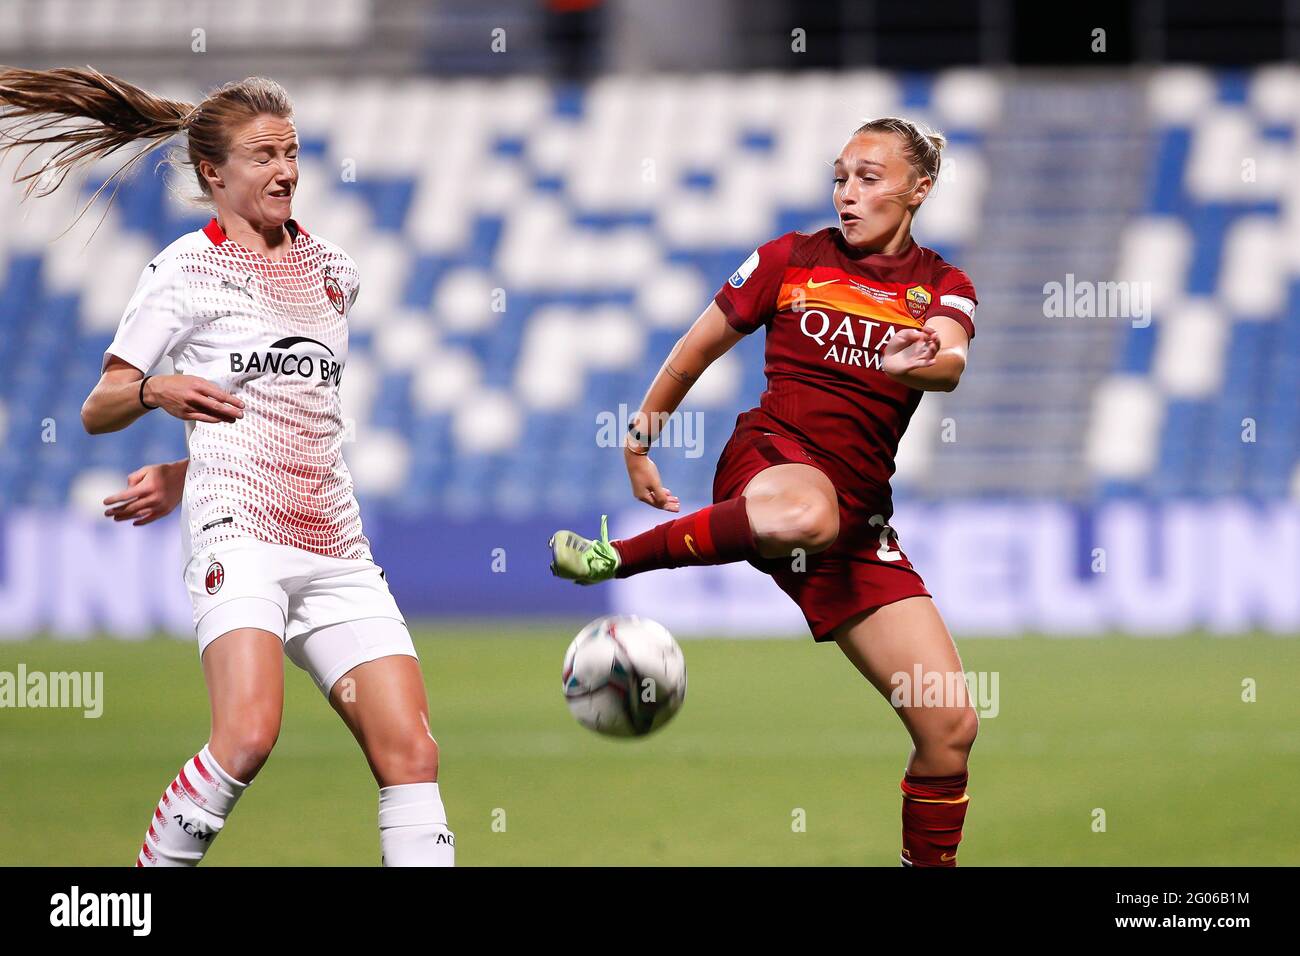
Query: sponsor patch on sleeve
728 249 761 288
940 294 975 317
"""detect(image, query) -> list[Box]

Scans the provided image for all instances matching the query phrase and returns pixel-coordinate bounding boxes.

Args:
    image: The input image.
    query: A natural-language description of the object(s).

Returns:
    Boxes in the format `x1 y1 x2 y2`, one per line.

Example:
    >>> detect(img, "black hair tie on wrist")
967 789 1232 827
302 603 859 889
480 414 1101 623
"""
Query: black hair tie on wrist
139 375 158 410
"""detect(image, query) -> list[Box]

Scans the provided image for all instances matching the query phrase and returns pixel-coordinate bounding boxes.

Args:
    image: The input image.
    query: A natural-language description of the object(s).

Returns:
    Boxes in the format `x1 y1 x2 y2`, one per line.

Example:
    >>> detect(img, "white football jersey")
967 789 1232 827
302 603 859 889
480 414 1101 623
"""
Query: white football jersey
107 217 371 562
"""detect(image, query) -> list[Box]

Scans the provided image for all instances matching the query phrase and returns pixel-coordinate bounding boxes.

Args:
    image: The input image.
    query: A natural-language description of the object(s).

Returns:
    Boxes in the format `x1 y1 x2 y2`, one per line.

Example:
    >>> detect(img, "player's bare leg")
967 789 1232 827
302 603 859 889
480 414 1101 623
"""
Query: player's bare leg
328 653 454 866
203 628 285 781
135 628 280 866
328 654 439 785
549 462 839 582
833 597 978 867
740 462 839 558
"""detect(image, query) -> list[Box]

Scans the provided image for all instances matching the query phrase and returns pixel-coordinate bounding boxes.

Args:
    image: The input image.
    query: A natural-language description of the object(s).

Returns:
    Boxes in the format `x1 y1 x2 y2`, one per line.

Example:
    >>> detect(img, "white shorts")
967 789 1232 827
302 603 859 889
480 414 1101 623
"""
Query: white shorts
184 538 416 696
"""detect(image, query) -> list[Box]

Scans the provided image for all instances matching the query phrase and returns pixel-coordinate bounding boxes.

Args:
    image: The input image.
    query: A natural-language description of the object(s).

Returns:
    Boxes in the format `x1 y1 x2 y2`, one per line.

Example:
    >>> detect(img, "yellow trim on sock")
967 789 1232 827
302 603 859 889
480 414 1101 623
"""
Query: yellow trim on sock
901 792 970 805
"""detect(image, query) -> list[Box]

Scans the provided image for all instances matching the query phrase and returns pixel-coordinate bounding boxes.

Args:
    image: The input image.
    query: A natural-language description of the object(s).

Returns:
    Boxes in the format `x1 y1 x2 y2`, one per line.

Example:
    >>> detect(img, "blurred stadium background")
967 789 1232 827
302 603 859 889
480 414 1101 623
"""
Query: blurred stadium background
1 0 1298 866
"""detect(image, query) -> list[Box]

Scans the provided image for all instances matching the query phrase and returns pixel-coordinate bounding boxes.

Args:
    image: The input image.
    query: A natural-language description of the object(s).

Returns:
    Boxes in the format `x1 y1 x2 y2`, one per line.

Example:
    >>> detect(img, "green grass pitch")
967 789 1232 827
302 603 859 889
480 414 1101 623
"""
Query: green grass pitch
2 626 1297 866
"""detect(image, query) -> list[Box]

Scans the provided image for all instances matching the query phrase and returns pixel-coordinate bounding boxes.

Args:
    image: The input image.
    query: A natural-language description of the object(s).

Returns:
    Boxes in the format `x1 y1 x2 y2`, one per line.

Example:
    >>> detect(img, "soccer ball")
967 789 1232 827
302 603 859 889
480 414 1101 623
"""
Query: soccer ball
561 615 687 737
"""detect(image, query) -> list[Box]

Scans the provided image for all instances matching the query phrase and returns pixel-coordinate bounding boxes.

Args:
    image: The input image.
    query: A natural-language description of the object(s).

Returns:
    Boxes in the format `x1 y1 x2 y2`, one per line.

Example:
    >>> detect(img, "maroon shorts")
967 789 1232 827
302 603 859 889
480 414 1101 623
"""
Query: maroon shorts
712 428 931 642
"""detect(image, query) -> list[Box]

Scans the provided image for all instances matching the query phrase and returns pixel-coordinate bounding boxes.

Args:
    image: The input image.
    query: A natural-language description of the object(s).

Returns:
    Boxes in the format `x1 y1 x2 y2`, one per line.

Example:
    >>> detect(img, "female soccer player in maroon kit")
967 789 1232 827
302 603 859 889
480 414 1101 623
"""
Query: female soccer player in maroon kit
550 117 979 866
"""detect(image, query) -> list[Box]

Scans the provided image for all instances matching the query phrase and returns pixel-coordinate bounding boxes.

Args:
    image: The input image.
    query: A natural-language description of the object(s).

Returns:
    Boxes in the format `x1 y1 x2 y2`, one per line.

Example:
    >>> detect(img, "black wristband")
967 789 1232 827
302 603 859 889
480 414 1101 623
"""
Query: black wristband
139 375 158 410
627 417 651 448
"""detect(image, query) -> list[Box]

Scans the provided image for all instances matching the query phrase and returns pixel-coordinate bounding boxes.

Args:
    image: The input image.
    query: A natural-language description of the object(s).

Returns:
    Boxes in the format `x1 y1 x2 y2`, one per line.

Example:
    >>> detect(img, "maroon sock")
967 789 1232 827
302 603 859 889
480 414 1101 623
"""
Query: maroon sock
900 770 970 867
612 498 758 577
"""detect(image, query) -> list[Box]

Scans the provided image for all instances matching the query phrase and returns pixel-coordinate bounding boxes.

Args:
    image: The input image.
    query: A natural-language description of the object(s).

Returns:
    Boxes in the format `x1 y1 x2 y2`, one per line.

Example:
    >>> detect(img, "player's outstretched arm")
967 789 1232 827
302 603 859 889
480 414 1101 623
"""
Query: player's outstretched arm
81 355 245 434
102 459 188 526
882 315 969 392
624 301 746 511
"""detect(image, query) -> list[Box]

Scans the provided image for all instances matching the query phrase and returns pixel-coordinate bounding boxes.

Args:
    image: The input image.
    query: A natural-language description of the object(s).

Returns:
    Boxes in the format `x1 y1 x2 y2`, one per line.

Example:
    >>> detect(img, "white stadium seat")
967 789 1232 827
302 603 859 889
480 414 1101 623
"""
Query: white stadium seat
636 265 711 330
452 388 522 454
1116 216 1194 315
338 353 380 428
1186 107 1278 202
348 429 412 497
1219 216 1288 318
578 306 644 369
80 234 162 332
1147 67 1217 126
932 70 1003 131
1247 64 1300 124
374 310 440 372
69 468 126 517
678 350 740 408
411 349 483 415
1152 298 1228 398
1085 376 1167 479
434 268 500 333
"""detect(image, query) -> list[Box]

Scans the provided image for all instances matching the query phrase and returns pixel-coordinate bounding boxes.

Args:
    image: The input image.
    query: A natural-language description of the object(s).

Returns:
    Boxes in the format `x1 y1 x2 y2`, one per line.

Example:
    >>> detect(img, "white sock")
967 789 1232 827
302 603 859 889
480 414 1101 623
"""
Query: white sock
136 744 248 867
378 782 455 866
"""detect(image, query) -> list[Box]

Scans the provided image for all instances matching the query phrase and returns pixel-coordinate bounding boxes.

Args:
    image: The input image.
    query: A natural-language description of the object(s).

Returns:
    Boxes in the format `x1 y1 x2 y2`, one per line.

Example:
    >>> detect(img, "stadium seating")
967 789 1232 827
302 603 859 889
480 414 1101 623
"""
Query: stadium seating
1 66 1296 517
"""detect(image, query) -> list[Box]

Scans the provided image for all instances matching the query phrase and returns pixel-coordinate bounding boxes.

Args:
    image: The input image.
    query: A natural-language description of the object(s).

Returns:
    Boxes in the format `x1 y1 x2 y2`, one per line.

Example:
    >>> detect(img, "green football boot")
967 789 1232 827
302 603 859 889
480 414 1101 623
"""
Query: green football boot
549 514 620 585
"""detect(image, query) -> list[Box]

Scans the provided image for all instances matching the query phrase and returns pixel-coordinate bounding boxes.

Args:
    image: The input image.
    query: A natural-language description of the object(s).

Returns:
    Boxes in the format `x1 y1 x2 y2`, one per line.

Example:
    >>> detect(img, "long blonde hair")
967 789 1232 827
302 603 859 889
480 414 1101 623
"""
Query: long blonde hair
0 66 292 232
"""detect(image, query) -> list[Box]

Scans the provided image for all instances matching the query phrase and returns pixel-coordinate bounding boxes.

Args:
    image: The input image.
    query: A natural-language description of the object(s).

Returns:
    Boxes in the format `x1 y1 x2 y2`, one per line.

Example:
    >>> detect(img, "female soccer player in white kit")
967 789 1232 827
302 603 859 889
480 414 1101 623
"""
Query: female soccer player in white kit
0 67 454 865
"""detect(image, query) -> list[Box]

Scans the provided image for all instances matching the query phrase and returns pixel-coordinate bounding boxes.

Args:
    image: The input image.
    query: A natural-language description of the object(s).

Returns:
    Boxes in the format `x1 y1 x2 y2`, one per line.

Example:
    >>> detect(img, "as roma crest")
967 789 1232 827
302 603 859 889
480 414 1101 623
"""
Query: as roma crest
904 285 932 320
324 274 345 315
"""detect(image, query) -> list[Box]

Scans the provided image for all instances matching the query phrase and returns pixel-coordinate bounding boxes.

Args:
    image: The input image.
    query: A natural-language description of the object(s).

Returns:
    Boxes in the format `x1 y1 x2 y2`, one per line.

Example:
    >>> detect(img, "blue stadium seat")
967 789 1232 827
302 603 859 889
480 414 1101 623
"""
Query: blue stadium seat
3 69 1294 513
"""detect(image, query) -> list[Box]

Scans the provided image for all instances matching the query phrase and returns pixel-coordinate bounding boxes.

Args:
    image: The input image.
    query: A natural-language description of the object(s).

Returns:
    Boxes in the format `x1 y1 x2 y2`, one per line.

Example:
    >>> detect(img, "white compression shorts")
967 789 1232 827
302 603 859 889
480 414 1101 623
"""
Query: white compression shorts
184 538 416 696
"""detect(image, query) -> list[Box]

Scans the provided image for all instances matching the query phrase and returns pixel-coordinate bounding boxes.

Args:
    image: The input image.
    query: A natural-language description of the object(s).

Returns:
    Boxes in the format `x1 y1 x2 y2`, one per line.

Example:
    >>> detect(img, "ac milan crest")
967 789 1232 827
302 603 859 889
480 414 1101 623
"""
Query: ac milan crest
324 274 345 315
205 561 224 595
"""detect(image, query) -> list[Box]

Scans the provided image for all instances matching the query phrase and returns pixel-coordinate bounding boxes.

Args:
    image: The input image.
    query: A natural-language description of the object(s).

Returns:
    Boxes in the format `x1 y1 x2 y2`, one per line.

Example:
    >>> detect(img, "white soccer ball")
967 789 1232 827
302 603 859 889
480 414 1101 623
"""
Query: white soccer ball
561 615 687 737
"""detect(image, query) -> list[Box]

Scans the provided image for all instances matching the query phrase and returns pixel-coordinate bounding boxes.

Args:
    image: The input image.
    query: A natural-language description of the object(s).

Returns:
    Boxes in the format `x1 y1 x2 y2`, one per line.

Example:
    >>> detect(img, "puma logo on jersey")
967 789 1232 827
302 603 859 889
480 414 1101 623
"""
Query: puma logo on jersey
220 275 256 298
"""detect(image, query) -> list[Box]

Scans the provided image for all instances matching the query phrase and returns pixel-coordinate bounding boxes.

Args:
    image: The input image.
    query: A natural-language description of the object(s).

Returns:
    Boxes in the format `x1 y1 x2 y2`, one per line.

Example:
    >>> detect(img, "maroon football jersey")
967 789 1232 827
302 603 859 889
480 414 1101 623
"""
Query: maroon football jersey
713 227 977 507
